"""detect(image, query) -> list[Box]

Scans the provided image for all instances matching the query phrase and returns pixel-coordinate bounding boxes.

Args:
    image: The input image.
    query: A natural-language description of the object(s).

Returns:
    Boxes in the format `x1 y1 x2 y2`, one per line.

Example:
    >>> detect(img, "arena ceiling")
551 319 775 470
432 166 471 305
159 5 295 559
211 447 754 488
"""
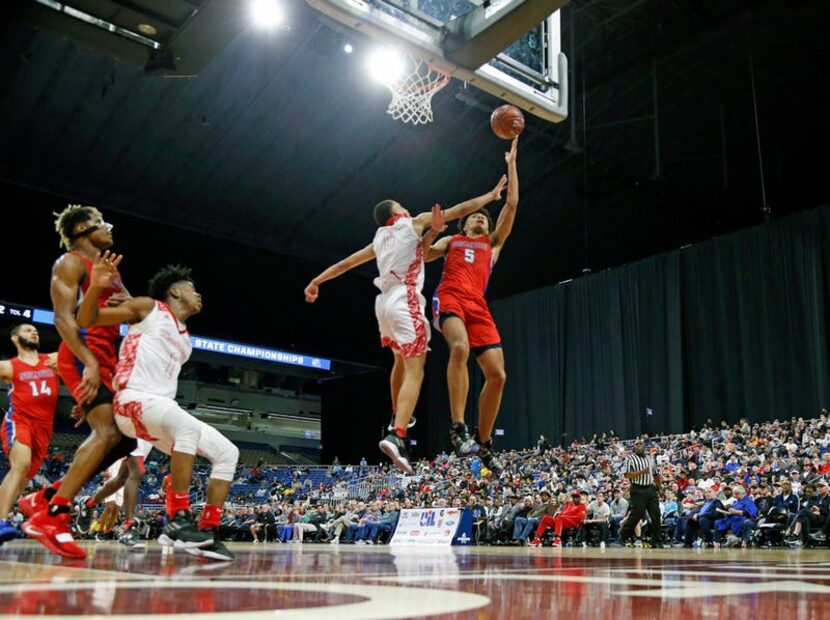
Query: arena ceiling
1 0 828 297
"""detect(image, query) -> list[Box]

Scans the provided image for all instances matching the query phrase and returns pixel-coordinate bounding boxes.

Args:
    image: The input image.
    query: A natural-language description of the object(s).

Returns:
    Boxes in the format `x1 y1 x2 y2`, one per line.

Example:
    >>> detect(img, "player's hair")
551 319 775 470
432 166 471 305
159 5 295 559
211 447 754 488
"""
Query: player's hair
458 208 494 233
148 264 195 301
373 200 397 227
53 204 102 251
10 324 31 338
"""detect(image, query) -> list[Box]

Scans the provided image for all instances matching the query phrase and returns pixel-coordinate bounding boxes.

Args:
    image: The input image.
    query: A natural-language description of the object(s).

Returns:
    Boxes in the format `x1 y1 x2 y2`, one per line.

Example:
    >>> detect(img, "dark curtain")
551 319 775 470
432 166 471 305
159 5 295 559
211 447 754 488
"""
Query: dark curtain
445 206 830 450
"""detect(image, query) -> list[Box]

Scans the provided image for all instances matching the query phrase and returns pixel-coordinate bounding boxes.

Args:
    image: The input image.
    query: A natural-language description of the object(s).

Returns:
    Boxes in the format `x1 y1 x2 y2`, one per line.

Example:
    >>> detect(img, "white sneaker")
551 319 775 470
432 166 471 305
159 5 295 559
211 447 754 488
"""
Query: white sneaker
581 542 587 548
329 537 339 544
600 541 606 550
253 539 259 544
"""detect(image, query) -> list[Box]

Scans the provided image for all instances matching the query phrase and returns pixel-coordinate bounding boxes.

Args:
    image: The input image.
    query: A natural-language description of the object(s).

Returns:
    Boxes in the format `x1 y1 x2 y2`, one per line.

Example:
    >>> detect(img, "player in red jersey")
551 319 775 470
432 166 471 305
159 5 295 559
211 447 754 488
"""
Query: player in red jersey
0 324 58 545
20 205 141 559
427 137 519 473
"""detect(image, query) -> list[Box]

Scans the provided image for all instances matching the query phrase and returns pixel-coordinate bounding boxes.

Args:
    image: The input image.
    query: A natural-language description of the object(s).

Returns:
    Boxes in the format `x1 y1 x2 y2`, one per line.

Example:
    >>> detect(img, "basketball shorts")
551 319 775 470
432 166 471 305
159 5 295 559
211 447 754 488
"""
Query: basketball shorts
57 341 116 410
375 285 430 358
114 389 238 481
433 290 501 353
1 412 52 479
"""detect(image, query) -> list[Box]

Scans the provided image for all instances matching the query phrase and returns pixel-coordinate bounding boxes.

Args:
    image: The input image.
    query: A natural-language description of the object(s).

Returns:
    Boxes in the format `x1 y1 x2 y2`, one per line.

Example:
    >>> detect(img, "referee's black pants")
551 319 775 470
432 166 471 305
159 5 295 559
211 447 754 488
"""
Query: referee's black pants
620 484 662 545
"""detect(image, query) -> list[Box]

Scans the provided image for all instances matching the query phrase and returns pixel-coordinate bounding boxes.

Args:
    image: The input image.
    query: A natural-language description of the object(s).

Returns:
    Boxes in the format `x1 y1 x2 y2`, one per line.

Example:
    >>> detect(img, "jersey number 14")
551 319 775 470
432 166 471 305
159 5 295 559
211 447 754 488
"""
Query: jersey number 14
29 381 53 397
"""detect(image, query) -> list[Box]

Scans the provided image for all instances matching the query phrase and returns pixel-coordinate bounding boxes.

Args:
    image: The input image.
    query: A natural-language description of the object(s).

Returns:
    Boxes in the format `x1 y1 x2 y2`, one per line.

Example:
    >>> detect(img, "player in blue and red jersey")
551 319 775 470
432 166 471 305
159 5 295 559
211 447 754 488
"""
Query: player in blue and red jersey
0 324 58 545
427 137 519 473
20 205 141 559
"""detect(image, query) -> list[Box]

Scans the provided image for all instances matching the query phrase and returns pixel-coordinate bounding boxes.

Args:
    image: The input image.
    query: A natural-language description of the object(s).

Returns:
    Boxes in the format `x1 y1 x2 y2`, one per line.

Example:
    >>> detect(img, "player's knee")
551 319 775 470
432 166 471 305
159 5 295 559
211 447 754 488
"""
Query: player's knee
10 455 31 474
209 441 239 482
94 423 123 450
487 367 507 386
448 339 469 360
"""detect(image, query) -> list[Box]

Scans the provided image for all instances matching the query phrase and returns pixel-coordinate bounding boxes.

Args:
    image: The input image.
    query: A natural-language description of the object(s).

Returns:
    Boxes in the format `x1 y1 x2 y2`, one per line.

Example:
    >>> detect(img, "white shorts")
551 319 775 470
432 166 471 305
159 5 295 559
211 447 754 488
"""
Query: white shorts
375 286 430 358
114 389 238 481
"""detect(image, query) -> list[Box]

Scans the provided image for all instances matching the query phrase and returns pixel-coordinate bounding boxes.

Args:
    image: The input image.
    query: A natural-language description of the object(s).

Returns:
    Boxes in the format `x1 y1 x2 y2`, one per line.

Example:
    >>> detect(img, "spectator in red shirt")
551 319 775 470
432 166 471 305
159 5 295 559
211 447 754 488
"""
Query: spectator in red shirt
530 492 588 547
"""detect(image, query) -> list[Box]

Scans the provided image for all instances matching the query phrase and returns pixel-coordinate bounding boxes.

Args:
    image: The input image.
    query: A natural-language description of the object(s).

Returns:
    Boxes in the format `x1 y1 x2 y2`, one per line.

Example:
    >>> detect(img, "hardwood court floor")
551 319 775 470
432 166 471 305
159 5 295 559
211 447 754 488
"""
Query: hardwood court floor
0 541 828 618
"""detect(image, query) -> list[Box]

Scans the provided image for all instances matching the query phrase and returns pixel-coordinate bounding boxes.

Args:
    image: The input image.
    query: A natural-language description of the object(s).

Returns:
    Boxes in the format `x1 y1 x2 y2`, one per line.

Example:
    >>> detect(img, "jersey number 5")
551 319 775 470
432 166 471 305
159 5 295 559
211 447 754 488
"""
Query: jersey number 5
464 248 475 263
29 380 53 397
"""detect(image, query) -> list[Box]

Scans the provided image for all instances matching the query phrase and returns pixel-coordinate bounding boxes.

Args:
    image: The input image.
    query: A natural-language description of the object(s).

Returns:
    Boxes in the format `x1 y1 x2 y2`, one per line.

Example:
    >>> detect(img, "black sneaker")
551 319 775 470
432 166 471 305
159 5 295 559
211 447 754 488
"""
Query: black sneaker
387 416 417 432
186 539 235 562
476 436 503 476
118 531 146 550
378 434 414 474
158 511 214 549
450 423 479 456
75 497 93 535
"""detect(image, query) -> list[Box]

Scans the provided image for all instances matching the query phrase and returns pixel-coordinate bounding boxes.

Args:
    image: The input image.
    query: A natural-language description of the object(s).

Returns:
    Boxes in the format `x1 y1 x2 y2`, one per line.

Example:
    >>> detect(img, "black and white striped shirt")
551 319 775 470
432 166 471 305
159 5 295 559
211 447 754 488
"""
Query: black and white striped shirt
624 453 657 486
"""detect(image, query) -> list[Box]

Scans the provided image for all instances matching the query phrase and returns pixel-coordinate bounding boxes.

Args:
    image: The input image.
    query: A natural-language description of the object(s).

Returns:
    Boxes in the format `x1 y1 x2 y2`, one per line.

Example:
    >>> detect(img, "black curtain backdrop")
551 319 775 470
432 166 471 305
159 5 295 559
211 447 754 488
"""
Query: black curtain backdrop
423 206 830 453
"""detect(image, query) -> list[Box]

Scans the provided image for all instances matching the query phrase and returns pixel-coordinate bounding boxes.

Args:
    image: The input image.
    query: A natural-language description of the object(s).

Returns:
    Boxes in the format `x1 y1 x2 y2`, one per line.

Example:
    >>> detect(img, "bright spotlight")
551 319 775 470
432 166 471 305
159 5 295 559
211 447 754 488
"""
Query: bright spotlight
343 43 354 54
250 0 283 29
368 48 405 84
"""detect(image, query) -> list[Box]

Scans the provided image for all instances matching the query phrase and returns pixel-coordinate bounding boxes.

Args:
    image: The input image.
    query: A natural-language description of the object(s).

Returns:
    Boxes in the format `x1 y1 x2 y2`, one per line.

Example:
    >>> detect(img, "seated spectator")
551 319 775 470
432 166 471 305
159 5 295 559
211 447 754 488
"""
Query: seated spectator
773 480 800 516
714 485 758 548
787 481 829 547
512 490 556 545
530 492 587 547
579 491 610 547
684 487 723 547
608 489 629 542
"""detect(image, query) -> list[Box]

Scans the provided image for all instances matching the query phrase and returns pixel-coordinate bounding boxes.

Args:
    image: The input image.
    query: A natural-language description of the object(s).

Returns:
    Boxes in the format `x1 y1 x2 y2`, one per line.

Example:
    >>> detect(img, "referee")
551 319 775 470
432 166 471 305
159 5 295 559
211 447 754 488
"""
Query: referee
620 440 663 548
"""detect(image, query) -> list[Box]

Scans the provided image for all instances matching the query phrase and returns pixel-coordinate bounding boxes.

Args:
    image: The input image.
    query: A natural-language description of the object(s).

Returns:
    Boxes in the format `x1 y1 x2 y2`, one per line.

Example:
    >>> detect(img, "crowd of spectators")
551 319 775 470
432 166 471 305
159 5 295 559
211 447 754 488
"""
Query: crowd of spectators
7 413 830 549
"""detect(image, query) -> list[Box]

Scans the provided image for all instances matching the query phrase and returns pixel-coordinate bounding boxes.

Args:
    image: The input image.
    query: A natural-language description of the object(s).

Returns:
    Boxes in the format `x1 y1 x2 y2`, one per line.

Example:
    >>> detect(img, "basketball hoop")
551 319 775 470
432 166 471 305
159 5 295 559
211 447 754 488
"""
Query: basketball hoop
382 55 451 125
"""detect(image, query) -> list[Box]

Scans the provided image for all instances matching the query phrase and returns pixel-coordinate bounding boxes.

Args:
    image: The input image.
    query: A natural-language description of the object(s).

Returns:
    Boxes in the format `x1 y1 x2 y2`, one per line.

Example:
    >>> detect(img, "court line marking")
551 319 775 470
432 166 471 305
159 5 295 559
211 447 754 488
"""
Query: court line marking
0 579 490 620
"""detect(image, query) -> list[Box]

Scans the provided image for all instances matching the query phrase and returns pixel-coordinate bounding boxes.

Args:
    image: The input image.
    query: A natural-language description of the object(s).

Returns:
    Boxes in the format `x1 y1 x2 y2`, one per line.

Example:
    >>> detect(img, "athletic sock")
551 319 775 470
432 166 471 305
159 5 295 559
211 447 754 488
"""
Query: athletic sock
167 492 190 519
394 427 407 439
199 504 222 530
43 481 61 501
85 497 98 508
47 496 72 516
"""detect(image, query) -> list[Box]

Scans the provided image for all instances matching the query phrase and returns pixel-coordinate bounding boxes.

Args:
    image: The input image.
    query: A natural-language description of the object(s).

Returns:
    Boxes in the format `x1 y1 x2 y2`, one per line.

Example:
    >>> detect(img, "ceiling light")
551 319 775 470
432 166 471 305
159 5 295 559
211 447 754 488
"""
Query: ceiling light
368 48 405 84
250 0 283 29
343 43 353 54
137 23 157 37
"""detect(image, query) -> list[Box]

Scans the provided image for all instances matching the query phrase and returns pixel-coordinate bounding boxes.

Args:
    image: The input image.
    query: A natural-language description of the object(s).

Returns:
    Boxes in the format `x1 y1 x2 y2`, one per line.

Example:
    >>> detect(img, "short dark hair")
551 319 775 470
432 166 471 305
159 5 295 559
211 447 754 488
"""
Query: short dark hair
10 324 31 338
373 200 397 227
147 264 194 301
458 208 494 233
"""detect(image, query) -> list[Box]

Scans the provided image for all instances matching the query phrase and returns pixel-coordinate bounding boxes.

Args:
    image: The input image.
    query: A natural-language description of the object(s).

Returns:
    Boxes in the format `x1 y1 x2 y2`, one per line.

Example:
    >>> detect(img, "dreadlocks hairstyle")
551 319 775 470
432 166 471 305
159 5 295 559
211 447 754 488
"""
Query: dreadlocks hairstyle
373 200 397 227
54 204 103 251
147 265 194 301
458 208 494 234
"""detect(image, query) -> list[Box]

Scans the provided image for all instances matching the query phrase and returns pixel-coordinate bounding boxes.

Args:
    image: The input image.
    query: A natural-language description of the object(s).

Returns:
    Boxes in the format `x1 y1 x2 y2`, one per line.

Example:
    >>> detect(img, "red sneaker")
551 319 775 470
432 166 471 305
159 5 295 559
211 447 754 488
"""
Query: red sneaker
18 488 49 518
529 537 542 547
22 510 86 560
551 538 562 548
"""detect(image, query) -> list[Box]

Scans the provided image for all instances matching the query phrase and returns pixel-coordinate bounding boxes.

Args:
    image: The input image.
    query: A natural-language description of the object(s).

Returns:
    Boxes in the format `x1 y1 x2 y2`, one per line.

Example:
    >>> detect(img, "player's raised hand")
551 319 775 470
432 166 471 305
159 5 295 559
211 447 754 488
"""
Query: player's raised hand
106 291 132 307
505 136 518 165
430 203 447 233
304 281 319 303
90 250 123 289
490 174 508 201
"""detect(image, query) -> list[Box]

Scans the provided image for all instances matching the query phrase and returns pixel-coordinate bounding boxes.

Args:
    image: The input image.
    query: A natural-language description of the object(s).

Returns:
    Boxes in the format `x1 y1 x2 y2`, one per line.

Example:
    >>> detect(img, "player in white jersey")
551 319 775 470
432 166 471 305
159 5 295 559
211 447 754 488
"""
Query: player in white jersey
304 175 508 473
77 256 239 561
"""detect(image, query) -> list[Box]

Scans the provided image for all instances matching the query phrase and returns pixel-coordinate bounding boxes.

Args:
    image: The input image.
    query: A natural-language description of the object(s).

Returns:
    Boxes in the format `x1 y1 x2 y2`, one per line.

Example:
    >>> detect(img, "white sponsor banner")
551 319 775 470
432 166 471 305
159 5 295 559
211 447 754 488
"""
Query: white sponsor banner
390 508 463 546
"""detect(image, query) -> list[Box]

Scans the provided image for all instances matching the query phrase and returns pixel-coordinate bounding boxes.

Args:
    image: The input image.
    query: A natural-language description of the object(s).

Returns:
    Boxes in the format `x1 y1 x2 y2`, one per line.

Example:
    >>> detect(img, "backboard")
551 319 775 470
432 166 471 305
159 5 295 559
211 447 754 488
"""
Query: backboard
305 0 569 123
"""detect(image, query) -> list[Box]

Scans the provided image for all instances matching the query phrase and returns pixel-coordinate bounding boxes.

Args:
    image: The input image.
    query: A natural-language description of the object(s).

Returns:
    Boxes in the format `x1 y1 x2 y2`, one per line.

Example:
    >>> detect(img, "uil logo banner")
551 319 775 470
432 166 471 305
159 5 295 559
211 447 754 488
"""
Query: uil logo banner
390 508 473 546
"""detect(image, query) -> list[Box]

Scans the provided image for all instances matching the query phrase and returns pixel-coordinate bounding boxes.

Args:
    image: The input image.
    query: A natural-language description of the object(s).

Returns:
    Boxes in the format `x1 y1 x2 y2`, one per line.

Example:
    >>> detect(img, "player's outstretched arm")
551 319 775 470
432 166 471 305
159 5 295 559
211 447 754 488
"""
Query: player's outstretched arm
77 251 154 327
421 204 447 260
304 243 376 303
425 236 452 263
412 175 508 232
492 137 519 252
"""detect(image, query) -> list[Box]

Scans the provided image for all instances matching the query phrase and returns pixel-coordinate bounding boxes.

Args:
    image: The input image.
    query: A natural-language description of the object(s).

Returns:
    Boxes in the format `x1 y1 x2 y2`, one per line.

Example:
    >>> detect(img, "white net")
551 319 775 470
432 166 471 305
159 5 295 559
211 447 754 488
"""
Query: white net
382 56 452 125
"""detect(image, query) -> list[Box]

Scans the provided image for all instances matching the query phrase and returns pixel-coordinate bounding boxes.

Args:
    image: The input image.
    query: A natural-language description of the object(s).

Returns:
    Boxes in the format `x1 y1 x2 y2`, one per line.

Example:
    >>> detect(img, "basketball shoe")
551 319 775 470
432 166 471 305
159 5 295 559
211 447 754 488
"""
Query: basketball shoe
22 508 86 559
158 511 214 549
378 433 414 474
450 422 479 456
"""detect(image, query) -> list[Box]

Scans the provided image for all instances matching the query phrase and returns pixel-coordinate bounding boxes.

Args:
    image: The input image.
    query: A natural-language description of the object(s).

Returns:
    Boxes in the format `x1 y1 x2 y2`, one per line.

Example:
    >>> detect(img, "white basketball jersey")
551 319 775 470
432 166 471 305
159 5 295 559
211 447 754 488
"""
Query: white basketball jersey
372 216 424 294
114 301 192 399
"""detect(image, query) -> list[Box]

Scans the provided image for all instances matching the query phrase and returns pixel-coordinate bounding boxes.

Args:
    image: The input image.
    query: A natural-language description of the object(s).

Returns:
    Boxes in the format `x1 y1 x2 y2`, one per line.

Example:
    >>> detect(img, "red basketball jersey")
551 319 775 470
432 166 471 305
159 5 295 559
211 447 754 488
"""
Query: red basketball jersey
57 250 125 370
9 355 59 424
436 234 493 298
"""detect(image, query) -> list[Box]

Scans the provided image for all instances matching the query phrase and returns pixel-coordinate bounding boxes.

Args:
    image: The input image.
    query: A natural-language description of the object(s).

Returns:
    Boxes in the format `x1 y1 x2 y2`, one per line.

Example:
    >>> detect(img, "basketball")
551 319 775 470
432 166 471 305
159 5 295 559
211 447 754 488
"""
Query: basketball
490 104 525 140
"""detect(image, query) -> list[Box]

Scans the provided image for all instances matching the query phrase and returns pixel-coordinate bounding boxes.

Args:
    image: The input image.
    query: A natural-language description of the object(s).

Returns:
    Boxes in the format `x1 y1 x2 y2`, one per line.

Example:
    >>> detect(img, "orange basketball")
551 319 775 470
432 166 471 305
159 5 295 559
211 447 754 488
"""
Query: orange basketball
490 104 525 140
